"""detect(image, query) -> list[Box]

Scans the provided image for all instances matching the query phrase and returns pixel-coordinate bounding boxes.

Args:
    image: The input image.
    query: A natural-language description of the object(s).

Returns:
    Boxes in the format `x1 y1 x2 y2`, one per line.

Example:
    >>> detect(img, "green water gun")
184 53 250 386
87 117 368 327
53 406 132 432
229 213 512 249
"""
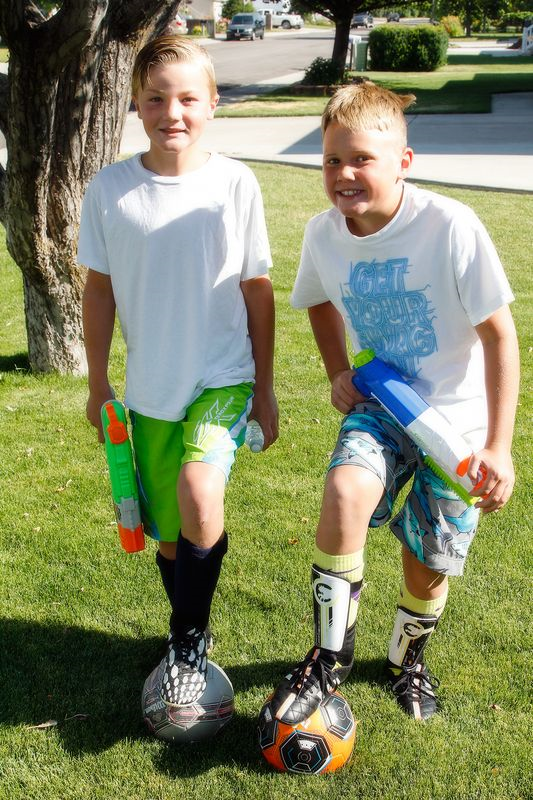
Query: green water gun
100 400 145 553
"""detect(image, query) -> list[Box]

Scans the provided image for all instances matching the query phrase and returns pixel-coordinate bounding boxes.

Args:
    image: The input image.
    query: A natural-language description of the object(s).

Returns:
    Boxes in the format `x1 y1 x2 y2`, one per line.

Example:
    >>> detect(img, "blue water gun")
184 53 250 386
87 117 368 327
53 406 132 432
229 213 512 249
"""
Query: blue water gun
352 350 486 505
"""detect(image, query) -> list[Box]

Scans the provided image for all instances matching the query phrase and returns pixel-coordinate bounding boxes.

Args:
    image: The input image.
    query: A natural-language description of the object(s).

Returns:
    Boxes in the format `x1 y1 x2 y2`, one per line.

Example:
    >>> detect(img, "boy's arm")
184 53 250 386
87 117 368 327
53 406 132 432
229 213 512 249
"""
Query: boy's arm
308 301 365 414
470 304 519 513
82 269 116 443
241 275 278 449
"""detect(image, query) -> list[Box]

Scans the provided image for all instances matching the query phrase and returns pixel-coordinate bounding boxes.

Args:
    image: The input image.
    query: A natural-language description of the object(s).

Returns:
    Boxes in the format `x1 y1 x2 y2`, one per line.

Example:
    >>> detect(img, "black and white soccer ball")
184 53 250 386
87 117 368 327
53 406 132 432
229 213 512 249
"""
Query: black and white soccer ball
142 658 234 743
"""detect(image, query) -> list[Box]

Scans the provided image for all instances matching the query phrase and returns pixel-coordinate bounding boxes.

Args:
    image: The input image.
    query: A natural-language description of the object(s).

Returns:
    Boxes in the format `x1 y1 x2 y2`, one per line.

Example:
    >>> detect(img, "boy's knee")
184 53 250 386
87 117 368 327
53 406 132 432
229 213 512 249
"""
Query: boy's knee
327 465 383 513
178 462 225 518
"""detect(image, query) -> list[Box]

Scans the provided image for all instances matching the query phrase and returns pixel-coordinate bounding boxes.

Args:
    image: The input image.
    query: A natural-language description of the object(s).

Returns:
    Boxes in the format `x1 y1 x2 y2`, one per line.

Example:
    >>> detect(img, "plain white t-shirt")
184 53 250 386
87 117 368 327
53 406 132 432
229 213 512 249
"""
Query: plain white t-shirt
78 153 272 421
291 182 514 450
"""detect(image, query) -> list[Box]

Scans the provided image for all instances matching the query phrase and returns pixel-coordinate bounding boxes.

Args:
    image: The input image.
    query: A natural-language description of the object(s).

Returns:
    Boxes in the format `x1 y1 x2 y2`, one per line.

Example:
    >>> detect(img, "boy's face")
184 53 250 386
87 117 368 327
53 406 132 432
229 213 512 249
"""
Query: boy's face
134 61 218 169
322 122 413 237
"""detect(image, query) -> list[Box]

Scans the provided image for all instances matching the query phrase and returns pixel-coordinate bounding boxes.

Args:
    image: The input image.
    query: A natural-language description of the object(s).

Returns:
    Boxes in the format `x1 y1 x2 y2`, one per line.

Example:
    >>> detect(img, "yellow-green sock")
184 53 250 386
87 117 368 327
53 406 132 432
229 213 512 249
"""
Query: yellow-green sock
399 579 448 618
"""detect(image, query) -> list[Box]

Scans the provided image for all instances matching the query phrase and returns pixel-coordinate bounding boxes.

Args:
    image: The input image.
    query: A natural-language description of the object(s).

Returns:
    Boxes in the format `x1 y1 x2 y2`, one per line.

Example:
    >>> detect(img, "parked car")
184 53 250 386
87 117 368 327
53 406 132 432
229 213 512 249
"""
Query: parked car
351 12 373 29
386 12 401 22
226 13 265 40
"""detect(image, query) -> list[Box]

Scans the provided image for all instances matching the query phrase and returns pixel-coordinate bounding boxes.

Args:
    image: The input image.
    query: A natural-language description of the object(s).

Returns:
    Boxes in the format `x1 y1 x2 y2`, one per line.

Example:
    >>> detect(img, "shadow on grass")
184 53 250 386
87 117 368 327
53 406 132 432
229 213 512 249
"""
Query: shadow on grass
447 53 533 66
0 617 383 774
0 352 30 372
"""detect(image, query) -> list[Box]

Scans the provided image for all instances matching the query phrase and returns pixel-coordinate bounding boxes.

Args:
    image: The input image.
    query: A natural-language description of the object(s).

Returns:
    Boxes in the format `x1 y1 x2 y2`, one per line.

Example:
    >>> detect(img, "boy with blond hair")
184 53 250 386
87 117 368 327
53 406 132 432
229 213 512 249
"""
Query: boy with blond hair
79 36 278 707
269 81 518 722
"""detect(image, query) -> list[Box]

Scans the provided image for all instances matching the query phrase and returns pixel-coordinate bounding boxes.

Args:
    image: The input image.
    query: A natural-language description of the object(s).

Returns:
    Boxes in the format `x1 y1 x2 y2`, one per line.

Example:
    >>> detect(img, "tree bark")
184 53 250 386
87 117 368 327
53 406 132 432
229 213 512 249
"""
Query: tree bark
331 13 354 80
0 0 179 373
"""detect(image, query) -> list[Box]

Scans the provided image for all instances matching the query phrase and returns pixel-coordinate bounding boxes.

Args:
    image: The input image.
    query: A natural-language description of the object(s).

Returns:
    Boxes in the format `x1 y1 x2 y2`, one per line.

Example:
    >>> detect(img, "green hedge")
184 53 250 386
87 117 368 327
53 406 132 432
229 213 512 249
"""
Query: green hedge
369 24 448 71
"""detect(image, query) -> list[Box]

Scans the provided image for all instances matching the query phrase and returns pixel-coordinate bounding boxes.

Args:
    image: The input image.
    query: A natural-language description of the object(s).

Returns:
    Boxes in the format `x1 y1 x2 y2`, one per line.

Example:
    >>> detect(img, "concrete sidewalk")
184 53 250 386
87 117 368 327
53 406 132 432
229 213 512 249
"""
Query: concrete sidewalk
120 91 533 192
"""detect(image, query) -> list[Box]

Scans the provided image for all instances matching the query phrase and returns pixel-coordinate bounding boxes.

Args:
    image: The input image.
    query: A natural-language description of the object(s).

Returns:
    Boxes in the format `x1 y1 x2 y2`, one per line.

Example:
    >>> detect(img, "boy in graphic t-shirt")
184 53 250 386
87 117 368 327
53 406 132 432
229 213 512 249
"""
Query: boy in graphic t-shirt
267 81 518 723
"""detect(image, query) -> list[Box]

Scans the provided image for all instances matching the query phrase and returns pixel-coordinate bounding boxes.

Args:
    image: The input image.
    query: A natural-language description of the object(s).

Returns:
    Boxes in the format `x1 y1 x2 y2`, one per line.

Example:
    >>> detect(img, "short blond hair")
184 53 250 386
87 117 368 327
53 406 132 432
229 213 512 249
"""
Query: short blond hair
132 35 217 99
322 80 416 148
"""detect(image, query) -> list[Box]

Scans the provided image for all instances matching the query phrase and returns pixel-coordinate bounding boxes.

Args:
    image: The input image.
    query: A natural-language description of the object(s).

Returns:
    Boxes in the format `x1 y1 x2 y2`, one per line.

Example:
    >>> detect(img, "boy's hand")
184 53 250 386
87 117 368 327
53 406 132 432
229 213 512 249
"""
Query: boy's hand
331 369 366 414
468 446 515 513
86 385 115 443
249 387 279 450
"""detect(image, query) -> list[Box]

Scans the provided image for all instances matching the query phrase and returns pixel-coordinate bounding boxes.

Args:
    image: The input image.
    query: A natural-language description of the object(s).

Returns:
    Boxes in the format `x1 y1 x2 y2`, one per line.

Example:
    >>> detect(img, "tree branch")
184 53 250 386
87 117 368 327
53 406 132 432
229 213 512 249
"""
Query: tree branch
109 0 179 38
37 1 109 74
292 0 364 23
0 1 38 46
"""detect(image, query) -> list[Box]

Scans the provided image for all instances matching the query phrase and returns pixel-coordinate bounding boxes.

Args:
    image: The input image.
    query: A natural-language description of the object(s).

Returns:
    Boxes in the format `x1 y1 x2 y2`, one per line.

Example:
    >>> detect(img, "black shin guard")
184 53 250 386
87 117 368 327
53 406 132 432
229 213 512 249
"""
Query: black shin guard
170 532 228 634
333 576 363 682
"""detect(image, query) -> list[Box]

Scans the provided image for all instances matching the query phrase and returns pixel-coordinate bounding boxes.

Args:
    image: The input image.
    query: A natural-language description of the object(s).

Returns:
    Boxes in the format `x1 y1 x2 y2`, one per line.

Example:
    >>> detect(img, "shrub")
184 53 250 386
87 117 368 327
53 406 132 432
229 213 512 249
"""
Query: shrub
302 57 345 86
440 15 464 37
499 11 533 31
409 26 448 70
369 24 448 72
369 26 411 71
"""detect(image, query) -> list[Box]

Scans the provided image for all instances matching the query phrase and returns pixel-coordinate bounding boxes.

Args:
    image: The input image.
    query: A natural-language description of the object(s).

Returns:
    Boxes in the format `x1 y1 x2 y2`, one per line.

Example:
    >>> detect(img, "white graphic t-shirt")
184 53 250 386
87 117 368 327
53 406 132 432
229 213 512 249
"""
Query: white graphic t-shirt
291 182 514 449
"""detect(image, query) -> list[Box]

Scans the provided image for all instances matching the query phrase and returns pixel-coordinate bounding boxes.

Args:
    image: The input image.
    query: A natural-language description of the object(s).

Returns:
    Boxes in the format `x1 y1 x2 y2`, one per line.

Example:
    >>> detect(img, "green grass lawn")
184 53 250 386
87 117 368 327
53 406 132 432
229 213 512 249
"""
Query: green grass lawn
218 54 533 117
0 165 531 800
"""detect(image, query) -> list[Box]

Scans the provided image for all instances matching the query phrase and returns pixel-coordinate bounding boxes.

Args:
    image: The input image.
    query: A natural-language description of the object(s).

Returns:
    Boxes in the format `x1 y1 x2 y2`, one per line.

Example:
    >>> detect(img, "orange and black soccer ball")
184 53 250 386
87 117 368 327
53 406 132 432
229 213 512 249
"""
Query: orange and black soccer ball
258 691 356 774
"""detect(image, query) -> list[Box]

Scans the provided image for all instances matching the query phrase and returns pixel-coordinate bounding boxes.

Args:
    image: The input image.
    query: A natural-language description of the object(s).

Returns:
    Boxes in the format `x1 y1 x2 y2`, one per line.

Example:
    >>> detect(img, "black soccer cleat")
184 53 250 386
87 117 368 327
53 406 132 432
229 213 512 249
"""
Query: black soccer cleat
386 659 440 721
161 627 208 706
269 647 340 725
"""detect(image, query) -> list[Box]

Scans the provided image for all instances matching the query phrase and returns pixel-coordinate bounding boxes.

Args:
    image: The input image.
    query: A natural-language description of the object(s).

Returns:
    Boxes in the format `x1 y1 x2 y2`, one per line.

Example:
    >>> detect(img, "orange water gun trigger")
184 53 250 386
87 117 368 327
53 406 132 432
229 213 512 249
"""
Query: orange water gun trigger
456 457 488 495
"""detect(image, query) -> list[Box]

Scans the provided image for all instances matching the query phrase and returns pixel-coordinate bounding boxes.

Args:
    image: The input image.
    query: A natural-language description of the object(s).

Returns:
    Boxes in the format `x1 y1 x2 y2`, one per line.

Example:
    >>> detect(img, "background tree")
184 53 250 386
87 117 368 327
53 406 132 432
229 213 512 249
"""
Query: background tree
291 1 370 80
221 0 254 17
431 0 513 33
0 0 180 374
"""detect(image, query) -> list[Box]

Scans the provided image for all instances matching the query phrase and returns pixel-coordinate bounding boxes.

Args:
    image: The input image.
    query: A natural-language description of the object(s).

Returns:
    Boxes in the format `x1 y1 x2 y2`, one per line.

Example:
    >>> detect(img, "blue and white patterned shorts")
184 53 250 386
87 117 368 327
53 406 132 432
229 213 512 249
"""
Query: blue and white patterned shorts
329 401 480 576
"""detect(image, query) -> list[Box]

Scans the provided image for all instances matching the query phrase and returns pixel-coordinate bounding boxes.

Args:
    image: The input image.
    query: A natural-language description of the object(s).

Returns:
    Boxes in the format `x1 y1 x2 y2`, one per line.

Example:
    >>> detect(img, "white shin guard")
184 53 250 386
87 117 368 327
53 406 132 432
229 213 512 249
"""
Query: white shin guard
388 606 438 670
311 565 351 653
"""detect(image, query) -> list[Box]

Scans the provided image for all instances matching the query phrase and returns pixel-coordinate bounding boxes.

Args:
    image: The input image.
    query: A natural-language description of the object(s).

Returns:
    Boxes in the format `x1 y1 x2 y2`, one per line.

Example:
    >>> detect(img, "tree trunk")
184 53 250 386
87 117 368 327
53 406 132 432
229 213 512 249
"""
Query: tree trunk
293 2 362 82
0 0 179 374
331 13 353 81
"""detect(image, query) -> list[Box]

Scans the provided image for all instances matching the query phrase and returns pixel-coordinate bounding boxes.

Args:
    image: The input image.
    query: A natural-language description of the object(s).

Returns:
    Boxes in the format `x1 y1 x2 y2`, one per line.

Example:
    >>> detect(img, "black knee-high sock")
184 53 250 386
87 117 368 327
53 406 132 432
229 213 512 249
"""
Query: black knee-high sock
170 532 228 634
156 550 175 606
